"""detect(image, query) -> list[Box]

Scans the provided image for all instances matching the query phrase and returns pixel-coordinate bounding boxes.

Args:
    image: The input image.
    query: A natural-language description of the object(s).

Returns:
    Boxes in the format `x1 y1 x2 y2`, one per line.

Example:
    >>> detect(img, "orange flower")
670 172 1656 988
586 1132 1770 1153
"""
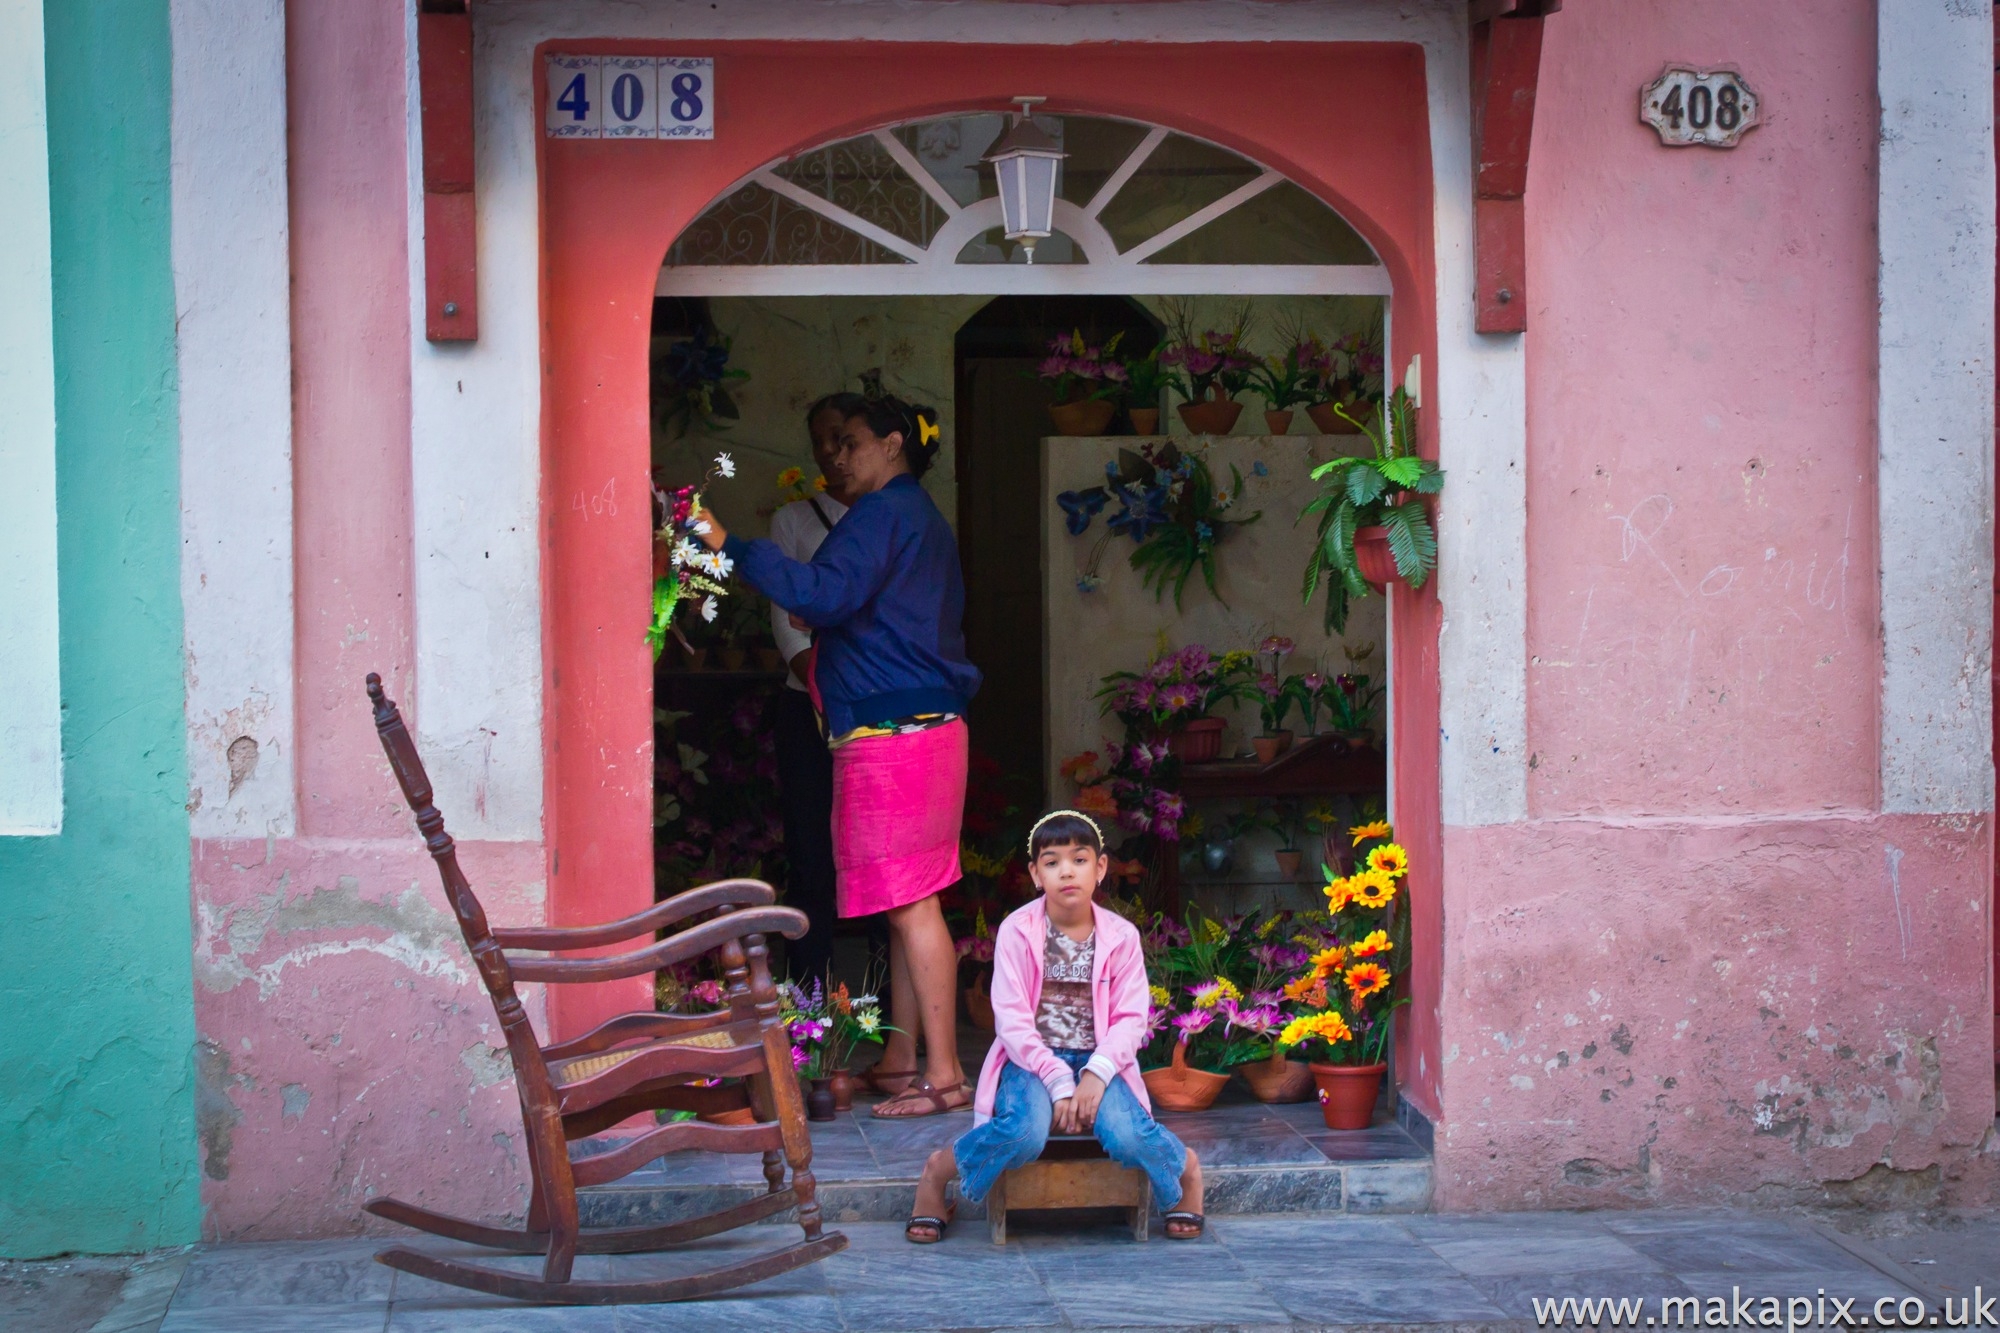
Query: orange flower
1282 974 1320 1003
832 983 853 1016
1352 929 1391 958
1343 962 1391 1002
1059 750 1101 780
1309 945 1348 980
1323 873 1356 913
1366 843 1410 879
1109 856 1145 883
1349 818 1392 846
1075 784 1119 820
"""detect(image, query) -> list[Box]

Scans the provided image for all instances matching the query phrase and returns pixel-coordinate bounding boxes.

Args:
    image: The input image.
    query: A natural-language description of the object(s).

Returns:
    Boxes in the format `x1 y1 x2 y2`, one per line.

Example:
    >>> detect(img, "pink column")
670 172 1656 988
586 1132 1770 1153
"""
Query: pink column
289 0 415 837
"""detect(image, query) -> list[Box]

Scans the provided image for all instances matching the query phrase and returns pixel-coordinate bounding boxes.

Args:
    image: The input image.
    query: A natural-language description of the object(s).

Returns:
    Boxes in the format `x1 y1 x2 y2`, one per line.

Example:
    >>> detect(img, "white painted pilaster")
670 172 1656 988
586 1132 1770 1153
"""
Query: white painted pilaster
1877 0 1995 815
407 7 545 840
173 0 298 837
0 0 61 836
1428 10 1529 829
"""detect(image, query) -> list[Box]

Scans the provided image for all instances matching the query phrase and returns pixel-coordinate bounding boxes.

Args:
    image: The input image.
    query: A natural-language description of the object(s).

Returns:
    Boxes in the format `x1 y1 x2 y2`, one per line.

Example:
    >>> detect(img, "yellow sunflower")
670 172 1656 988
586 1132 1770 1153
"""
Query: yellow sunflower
812 474 829 492
1344 962 1392 1002
1323 873 1356 913
1349 818 1392 846
1282 975 1329 1007
1310 945 1348 979
1351 929 1392 958
1280 1010 1354 1049
1350 869 1398 909
1366 843 1410 879
775 466 805 489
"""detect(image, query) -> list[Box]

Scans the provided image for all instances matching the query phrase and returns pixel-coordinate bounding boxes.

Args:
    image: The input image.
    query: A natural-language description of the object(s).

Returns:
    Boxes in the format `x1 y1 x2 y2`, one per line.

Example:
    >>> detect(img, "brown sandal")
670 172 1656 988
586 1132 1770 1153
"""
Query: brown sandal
862 1066 919 1096
870 1077 972 1119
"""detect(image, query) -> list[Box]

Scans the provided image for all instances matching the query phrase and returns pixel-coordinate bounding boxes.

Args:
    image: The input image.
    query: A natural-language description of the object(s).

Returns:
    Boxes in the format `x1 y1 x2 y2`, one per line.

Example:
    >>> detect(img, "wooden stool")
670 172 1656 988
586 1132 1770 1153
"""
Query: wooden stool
986 1134 1150 1244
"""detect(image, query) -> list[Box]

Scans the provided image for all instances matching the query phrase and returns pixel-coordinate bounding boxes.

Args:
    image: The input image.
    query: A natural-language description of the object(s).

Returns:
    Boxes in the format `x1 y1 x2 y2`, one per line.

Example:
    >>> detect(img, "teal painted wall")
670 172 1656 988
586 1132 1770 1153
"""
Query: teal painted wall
0 0 198 1256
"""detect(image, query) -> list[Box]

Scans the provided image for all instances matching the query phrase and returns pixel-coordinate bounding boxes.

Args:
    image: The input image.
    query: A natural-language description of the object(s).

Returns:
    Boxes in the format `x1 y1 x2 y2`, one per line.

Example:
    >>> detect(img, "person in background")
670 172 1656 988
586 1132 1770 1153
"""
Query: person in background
695 395 980 1117
767 393 863 985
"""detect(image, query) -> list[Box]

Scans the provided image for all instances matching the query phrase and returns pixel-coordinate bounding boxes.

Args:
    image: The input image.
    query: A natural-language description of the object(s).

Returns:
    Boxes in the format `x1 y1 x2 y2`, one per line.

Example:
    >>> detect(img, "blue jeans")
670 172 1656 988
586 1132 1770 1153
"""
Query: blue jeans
952 1050 1189 1209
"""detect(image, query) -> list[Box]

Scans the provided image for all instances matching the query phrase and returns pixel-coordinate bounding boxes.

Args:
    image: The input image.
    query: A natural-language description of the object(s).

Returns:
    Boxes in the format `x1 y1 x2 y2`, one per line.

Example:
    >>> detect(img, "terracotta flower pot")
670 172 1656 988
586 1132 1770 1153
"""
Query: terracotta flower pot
1352 526 1399 590
1237 1051 1316 1103
1309 1061 1386 1130
1274 849 1304 879
1342 730 1374 752
1128 406 1161 436
1176 388 1243 435
1263 409 1295 435
805 1076 837 1122
963 975 996 1032
754 646 784 672
1306 400 1366 434
1142 1040 1231 1112
1251 731 1294 765
1168 717 1226 763
1048 398 1117 436
828 1069 858 1113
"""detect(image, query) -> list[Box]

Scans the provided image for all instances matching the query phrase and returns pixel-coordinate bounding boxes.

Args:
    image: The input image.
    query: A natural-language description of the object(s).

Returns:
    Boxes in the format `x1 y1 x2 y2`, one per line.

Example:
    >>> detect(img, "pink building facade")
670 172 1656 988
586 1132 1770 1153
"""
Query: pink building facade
7 0 1992 1250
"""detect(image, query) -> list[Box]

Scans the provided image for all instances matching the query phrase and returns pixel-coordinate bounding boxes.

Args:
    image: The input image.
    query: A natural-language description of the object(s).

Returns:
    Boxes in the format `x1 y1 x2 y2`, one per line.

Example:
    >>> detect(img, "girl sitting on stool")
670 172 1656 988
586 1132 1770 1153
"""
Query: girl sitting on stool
905 810 1206 1242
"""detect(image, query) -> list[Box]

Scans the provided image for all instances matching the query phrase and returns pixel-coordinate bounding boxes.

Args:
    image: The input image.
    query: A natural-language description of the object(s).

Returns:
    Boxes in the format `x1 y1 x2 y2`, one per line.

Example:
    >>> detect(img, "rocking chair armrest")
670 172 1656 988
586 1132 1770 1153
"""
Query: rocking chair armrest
506 906 808 984
491 879 776 951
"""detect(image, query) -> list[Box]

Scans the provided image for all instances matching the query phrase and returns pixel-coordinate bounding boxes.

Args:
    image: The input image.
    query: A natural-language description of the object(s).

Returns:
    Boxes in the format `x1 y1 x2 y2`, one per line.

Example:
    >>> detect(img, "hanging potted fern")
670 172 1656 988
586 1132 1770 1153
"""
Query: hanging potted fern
1300 389 1443 632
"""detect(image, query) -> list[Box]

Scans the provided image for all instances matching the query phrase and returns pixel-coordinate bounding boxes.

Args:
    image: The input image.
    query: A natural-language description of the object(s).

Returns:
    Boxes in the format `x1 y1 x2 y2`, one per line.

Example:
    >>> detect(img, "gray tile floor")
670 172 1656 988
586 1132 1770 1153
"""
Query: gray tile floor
146 1209 1943 1332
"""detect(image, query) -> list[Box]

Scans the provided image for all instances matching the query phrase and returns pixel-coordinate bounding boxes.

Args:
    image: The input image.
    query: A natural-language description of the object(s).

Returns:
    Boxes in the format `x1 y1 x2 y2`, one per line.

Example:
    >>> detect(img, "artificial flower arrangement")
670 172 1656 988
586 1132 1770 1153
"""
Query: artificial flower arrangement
1057 443 1262 605
1276 819 1412 1128
1313 326 1386 418
780 976 892 1117
652 324 748 439
649 452 739 660
1120 344 1177 433
1301 388 1443 632
775 464 830 502
1158 300 1258 433
1247 325 1335 431
1321 643 1386 743
1039 329 1129 405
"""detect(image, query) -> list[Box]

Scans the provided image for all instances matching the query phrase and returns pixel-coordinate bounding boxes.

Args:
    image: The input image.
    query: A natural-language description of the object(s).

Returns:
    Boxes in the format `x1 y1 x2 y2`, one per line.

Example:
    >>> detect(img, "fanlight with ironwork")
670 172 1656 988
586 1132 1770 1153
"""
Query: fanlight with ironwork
658 113 1387 297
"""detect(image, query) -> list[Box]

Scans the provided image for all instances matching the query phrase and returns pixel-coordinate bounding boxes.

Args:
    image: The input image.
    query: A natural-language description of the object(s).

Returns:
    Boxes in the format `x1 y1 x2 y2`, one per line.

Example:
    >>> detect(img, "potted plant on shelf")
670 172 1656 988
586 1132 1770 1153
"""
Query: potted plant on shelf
1266 798 1306 879
1039 329 1128 436
1301 389 1444 632
1121 344 1174 436
1098 642 1255 764
1324 644 1386 750
1160 302 1257 435
1232 918 1316 1102
1247 326 1332 435
1303 324 1384 435
1251 635 1300 763
1277 827 1411 1129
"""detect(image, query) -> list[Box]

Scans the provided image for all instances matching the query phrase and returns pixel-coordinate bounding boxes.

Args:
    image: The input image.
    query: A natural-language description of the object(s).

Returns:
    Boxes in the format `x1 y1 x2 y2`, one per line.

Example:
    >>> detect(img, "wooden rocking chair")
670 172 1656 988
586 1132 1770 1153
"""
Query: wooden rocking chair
361 673 846 1304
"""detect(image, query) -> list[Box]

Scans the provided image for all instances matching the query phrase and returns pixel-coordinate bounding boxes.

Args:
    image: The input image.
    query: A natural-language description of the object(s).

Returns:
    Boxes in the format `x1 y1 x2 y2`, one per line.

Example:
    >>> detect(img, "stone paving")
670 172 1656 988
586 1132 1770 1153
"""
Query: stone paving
122 1208 1961 1332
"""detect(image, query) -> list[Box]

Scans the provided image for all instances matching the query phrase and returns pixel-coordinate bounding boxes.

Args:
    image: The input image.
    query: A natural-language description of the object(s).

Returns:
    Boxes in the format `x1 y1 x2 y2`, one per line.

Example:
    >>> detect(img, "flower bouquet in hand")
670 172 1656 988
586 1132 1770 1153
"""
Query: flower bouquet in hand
649 452 740 661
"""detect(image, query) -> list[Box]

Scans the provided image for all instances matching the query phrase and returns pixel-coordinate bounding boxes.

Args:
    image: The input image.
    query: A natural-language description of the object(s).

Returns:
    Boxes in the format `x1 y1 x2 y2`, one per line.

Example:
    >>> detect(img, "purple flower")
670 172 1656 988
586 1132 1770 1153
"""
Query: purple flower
1148 790 1186 822
1172 1010 1214 1039
1256 672 1282 700
1303 672 1326 693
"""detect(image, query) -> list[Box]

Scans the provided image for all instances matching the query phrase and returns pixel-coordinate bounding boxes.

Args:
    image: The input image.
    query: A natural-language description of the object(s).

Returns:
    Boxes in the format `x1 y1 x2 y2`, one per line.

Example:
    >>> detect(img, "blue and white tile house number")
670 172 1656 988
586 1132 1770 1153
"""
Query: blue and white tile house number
545 56 715 140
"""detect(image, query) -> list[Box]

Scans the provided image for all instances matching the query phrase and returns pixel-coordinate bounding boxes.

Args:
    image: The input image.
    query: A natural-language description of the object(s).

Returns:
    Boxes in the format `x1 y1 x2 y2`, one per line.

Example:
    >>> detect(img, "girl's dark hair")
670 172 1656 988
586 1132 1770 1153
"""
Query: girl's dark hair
805 392 868 433
1029 811 1104 859
843 395 944 478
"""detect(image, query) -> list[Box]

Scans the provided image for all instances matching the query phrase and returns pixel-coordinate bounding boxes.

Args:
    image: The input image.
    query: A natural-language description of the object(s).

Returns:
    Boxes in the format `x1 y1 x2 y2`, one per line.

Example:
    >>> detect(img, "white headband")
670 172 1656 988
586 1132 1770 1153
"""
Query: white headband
1027 809 1105 856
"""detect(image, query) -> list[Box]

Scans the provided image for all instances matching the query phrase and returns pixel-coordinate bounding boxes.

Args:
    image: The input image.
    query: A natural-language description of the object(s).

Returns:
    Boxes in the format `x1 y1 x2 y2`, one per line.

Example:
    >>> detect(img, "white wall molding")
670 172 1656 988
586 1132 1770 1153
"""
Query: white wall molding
1877 0 1996 815
0 0 62 836
173 0 298 837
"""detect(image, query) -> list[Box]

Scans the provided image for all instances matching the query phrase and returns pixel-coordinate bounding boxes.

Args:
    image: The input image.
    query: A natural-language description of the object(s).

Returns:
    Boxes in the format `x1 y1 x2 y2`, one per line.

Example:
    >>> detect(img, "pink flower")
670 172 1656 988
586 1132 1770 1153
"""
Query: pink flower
1259 636 1296 657
1172 1010 1214 1039
1303 672 1326 693
690 980 724 1006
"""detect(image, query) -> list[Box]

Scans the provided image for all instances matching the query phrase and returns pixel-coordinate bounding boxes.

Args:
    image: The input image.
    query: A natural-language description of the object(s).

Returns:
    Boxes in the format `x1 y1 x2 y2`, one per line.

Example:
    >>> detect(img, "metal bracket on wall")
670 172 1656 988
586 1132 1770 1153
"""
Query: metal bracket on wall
1469 0 1559 334
419 0 477 342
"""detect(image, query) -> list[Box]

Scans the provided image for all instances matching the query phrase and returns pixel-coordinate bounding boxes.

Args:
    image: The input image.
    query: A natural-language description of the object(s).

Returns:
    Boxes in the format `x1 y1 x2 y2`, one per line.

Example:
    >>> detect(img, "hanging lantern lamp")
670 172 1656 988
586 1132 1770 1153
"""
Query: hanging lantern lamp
982 96 1066 265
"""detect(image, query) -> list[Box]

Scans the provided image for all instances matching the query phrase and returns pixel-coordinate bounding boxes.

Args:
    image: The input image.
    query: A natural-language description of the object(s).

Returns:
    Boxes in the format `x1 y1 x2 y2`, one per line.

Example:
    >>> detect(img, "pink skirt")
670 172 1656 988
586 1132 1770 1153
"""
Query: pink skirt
830 719 967 918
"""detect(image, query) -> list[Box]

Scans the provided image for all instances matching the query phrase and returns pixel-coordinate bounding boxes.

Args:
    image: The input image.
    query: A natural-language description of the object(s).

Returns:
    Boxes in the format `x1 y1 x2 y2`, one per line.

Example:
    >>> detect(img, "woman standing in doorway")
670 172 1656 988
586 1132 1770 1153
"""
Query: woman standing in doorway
695 396 980 1117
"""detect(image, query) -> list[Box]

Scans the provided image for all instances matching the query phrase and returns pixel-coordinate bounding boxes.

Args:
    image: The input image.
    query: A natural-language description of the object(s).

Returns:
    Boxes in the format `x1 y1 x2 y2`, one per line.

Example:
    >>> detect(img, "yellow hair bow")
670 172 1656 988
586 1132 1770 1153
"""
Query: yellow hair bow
916 415 940 447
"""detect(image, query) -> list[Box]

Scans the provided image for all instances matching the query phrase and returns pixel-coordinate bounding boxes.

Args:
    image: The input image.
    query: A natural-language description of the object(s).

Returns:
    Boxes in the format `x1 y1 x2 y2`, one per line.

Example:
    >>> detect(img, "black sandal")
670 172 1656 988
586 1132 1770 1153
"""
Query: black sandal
1163 1210 1206 1240
905 1202 956 1245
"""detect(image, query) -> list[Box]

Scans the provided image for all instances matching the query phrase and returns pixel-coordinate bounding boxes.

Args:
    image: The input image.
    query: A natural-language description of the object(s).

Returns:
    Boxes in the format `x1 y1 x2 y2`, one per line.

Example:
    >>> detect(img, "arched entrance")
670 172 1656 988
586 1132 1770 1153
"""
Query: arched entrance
536 43 1444 1113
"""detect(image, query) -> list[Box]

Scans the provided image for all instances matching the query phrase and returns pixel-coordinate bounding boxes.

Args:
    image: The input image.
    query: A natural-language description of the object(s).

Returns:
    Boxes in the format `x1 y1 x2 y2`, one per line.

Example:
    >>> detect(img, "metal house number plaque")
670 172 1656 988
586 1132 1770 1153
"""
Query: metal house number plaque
1640 67 1760 148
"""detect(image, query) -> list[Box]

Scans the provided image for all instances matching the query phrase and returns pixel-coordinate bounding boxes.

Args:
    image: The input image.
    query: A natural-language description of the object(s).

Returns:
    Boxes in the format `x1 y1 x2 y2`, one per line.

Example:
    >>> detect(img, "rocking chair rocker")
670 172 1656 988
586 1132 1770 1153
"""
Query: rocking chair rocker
361 673 846 1304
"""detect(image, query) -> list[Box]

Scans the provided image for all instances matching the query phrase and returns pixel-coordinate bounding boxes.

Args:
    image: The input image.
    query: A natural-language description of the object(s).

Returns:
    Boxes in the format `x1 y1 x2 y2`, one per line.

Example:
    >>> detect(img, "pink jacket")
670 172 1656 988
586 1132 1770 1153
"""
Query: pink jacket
972 896 1154 1124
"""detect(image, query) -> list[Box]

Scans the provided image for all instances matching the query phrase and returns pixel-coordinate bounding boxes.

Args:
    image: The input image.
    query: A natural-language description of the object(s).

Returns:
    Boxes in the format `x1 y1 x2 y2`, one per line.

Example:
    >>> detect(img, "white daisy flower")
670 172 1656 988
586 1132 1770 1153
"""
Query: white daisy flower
715 453 736 479
701 596 719 623
856 1012 881 1035
690 519 712 535
672 538 701 568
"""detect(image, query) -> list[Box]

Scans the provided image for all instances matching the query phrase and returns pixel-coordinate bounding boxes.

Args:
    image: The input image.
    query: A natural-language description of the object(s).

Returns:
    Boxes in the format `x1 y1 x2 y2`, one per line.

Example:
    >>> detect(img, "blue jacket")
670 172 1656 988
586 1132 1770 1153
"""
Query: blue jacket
723 474 981 737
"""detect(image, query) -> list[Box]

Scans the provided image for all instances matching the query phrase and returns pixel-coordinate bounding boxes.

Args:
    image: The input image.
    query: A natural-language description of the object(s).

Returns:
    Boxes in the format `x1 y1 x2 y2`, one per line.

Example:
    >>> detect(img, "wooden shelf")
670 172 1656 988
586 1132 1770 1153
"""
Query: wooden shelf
1177 734 1385 799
